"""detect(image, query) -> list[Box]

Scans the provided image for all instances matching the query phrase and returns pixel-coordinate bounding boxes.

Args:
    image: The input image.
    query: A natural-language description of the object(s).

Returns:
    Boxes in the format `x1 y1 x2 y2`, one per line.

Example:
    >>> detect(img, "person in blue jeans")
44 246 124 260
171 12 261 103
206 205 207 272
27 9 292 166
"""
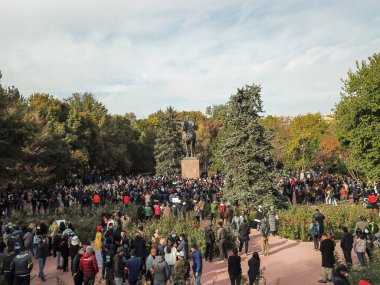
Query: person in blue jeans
190 243 202 285
36 235 49 281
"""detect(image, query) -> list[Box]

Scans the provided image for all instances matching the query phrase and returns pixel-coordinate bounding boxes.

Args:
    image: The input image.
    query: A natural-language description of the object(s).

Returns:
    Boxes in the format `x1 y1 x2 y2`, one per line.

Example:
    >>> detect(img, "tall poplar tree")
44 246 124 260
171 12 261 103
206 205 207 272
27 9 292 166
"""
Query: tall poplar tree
220 84 283 207
154 106 182 176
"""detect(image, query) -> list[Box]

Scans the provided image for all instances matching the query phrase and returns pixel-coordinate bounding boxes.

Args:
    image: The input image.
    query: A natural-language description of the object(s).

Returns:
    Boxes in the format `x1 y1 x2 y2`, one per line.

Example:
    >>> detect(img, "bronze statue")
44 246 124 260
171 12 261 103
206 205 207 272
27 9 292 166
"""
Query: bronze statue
175 117 196 157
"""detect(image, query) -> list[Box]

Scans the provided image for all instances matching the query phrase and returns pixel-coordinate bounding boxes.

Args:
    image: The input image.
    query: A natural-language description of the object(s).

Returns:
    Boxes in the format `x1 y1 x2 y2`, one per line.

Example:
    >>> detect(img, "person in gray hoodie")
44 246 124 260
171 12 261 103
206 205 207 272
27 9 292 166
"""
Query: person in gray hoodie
152 251 169 285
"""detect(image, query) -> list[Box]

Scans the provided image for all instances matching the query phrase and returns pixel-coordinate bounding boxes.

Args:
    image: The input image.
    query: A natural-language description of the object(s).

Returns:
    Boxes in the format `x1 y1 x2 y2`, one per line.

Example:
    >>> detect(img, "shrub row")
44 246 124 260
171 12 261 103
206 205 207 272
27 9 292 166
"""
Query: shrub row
277 204 380 241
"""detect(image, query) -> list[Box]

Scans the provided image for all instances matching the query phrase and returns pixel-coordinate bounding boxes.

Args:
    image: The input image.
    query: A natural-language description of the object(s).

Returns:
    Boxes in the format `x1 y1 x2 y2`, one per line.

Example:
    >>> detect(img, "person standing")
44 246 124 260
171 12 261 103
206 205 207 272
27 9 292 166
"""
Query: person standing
340 226 353 267
190 244 202 285
318 233 335 283
313 209 325 239
204 225 215 262
79 246 99 285
125 249 142 285
2 247 17 285
36 235 49 281
72 246 84 285
267 206 278 236
210 201 218 225
353 232 366 266
164 241 177 281
238 218 250 255
254 206 264 231
310 219 320 251
227 248 242 285
247 252 260 285
60 234 70 272
10 245 33 285
173 251 190 285
259 219 270 256
94 226 103 270
152 251 169 285
216 221 227 261
113 247 125 285
53 230 63 269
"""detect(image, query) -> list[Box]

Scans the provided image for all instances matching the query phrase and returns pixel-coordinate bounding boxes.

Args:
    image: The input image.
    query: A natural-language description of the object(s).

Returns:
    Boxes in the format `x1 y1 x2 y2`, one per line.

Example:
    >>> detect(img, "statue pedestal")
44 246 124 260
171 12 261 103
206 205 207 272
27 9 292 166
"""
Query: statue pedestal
181 158 200 179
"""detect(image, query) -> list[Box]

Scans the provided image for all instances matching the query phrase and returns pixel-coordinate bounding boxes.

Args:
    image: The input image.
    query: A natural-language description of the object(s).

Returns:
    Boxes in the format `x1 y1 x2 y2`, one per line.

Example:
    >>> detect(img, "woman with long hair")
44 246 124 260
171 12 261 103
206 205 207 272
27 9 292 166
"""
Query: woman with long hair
248 252 260 285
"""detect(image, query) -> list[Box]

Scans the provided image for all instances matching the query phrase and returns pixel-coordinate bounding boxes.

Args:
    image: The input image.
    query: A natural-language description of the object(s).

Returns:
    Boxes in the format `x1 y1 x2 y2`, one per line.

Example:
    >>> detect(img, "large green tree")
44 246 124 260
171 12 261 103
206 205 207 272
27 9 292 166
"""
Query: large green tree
335 53 380 180
154 107 182 176
220 84 283 207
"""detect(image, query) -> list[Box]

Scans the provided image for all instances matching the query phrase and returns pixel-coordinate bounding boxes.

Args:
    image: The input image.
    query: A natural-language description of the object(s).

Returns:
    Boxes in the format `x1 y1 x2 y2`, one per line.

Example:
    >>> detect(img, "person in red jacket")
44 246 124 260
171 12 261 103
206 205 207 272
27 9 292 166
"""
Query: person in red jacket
79 246 99 285
368 192 378 210
93 194 101 207
123 194 130 206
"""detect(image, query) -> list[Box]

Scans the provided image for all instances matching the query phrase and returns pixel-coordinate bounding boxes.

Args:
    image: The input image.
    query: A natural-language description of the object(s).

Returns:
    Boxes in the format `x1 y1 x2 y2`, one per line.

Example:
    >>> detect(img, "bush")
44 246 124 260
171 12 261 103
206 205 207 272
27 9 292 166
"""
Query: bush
277 204 380 241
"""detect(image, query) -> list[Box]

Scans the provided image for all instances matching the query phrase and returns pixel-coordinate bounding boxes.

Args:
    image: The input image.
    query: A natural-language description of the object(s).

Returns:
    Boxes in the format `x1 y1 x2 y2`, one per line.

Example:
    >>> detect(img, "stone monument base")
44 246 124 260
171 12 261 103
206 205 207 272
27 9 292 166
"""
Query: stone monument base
181 158 200 179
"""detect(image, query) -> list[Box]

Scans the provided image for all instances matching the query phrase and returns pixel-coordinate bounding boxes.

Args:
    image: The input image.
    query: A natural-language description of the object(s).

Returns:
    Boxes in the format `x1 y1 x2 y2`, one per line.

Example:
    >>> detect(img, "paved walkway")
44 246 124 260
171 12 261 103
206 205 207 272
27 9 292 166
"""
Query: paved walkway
29 231 354 285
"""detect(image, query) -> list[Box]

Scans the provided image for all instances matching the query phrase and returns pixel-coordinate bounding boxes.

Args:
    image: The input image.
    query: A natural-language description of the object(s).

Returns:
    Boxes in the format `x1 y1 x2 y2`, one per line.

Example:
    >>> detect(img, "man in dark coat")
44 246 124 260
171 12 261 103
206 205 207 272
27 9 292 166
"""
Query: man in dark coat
318 233 335 283
340 226 353 267
238 219 250 255
131 232 146 271
72 246 84 285
125 249 142 285
313 209 325 239
204 225 215 262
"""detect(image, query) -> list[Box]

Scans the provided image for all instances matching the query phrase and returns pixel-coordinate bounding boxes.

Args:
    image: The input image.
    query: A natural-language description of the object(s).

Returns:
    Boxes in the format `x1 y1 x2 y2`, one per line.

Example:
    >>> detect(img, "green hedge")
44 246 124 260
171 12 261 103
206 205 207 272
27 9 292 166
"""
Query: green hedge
277 204 380 241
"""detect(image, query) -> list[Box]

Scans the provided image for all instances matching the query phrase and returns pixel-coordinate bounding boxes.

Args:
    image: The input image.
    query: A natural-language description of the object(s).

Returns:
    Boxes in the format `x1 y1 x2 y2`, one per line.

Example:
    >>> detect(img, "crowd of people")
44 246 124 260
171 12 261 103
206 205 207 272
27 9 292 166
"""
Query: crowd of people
309 208 380 284
0 172 379 285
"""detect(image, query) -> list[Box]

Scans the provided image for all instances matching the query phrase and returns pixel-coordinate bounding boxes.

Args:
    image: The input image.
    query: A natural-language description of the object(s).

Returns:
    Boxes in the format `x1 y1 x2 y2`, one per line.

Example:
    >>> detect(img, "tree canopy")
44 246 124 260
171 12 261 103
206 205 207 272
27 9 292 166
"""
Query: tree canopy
335 53 380 180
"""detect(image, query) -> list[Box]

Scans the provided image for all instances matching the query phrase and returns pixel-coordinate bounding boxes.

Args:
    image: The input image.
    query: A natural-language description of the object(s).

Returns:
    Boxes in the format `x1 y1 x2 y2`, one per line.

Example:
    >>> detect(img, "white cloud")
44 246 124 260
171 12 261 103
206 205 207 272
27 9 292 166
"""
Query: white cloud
0 0 379 117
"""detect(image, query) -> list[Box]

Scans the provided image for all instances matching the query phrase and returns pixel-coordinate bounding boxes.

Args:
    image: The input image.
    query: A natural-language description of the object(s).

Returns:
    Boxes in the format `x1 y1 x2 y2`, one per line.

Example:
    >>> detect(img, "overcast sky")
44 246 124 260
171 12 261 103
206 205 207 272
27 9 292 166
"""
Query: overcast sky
0 0 379 118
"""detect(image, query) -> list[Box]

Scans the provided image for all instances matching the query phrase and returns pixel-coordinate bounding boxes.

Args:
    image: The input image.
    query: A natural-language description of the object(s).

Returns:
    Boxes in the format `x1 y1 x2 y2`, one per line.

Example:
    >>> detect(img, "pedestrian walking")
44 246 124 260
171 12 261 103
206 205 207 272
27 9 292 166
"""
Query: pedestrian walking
259 219 269 256
227 248 242 285
247 252 260 285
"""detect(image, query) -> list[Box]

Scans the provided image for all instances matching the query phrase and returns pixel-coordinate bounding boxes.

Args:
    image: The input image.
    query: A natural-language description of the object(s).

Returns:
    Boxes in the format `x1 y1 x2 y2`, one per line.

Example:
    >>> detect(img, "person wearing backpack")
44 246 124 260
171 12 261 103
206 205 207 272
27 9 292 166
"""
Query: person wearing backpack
216 221 227 261
260 219 270 256
310 219 320 251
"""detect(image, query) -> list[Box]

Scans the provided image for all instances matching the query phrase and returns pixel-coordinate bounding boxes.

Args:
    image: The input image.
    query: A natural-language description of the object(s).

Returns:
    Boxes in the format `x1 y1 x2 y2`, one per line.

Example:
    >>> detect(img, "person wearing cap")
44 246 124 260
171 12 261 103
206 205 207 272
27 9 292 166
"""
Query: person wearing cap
72 246 84 285
79 246 99 285
173 251 190 285
332 264 350 285
94 226 103 269
190 243 202 285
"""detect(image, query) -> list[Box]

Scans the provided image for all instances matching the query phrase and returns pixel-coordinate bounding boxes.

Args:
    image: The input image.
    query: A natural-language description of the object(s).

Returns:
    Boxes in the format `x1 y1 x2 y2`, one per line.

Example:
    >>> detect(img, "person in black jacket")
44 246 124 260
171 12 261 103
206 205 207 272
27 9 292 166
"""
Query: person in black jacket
238 219 250 255
227 248 242 285
72 246 83 285
318 233 335 283
52 231 62 269
248 252 260 285
131 233 146 271
204 225 215 262
36 235 49 281
2 247 17 285
340 226 353 267
102 244 115 285
332 264 350 285
60 234 70 272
